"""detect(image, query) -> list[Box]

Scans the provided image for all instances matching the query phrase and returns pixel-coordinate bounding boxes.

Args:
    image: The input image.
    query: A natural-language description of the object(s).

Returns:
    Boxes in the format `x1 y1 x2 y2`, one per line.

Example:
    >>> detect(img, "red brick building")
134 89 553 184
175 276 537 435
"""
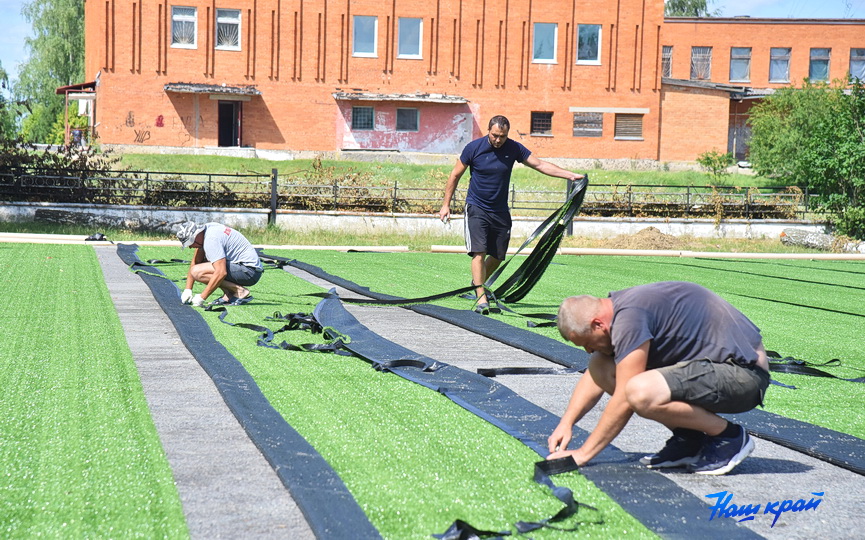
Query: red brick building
80 2 865 162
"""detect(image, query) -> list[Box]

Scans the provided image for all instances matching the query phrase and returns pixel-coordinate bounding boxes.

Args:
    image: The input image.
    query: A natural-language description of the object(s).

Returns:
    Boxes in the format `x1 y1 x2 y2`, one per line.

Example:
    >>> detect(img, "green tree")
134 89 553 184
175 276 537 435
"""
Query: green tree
15 0 84 144
665 0 720 17
748 80 865 239
0 65 19 140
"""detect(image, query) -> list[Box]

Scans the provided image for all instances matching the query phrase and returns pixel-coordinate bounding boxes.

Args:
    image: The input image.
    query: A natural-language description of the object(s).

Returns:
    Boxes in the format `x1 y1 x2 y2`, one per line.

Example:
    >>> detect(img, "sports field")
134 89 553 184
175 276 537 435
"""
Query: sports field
2 241 863 538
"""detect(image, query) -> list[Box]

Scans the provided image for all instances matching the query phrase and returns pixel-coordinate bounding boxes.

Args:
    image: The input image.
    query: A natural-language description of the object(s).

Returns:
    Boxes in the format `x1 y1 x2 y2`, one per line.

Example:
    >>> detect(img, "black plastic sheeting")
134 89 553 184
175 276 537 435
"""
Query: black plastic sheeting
272 253 865 478
116 244 381 540
259 253 590 369
313 292 759 539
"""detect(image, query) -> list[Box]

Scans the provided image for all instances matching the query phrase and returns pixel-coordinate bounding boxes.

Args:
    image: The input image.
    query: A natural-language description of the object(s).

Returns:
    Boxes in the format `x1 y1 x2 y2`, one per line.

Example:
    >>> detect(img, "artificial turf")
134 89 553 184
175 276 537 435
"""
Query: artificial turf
252 249 865 440
0 244 188 538
138 246 656 539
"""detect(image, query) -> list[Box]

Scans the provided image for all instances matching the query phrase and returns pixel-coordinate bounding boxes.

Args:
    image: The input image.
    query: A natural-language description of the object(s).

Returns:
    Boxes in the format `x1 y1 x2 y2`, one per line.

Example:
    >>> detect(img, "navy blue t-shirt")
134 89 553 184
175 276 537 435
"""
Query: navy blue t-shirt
459 136 532 212
609 281 762 369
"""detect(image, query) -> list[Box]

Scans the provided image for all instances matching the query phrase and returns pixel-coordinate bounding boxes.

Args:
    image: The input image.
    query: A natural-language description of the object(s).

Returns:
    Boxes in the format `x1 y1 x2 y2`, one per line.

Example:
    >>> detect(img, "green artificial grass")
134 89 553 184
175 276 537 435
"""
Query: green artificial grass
139 246 655 539
0 244 187 538
261 249 865 440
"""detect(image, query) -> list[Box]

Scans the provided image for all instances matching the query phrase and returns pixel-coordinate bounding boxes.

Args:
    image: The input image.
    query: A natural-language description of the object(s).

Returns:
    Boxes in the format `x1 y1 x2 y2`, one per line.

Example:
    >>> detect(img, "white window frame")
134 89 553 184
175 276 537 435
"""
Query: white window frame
576 24 602 65
769 47 792 83
396 108 419 132
215 8 241 51
171 6 197 49
690 46 712 81
353 15 378 58
849 48 865 82
661 45 673 78
397 17 423 60
729 47 751 83
809 48 831 82
532 23 557 64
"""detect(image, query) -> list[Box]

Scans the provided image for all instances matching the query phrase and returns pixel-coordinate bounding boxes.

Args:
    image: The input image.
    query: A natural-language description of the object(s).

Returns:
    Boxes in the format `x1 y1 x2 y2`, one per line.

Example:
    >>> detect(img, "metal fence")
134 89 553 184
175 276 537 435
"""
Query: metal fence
0 167 809 220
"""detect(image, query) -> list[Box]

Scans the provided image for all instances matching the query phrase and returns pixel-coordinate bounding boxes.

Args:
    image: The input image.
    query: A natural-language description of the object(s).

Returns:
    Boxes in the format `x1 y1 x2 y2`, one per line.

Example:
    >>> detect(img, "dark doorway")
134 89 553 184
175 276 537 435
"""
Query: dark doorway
218 101 241 147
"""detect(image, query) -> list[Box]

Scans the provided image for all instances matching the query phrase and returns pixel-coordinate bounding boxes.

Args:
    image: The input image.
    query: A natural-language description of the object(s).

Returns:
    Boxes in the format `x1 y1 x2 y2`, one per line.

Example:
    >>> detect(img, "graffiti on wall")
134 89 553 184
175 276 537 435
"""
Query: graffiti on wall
121 110 204 146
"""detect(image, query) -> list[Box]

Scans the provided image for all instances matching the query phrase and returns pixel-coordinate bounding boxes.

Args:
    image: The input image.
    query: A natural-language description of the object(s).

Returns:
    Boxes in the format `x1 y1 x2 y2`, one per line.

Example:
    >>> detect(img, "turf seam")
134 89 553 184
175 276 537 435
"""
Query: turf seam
311 291 760 539
272 253 865 477
116 244 381 540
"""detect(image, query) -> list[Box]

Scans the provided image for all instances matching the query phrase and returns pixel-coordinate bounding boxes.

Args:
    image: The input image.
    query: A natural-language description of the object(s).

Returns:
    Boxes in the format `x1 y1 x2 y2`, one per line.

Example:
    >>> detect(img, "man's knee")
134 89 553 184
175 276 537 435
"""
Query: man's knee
625 371 671 414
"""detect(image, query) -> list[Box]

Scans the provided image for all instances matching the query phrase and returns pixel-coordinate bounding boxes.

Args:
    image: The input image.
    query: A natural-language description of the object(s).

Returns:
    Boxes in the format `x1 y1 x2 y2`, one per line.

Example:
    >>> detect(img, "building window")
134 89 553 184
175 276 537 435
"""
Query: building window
352 106 374 130
397 18 423 59
215 9 240 50
576 24 601 65
171 6 197 48
809 48 831 82
573 112 603 138
396 108 419 131
662 46 672 78
690 46 712 80
770 47 792 83
614 114 643 140
729 47 751 82
531 112 553 135
532 23 557 63
353 15 378 57
850 48 865 81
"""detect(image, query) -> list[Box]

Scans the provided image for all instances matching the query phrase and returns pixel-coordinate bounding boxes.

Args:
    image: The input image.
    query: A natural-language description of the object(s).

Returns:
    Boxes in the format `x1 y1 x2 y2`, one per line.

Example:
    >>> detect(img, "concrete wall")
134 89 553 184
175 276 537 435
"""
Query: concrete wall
1 201 827 240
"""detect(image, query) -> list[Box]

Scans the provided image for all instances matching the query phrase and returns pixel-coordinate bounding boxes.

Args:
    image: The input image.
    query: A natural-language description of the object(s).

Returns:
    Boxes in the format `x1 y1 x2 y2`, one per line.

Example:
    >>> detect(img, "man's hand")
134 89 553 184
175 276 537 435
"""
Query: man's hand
438 205 451 223
191 294 205 307
180 288 194 304
548 422 573 454
547 448 586 466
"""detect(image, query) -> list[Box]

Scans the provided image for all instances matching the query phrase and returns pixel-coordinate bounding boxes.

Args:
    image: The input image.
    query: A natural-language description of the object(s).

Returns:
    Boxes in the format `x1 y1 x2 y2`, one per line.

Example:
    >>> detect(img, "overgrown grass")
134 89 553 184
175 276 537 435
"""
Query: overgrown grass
0 244 187 538
0 221 822 255
138 247 656 539
117 154 772 190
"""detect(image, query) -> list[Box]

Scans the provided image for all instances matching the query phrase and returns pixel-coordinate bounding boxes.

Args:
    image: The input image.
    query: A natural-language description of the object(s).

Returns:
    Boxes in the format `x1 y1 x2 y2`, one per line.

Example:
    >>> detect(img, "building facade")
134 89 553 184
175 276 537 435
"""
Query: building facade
81 2 864 162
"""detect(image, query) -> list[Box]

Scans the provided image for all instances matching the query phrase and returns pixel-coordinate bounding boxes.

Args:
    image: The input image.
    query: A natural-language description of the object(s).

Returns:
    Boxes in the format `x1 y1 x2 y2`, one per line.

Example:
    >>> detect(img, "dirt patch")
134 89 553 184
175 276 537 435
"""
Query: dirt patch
601 227 685 250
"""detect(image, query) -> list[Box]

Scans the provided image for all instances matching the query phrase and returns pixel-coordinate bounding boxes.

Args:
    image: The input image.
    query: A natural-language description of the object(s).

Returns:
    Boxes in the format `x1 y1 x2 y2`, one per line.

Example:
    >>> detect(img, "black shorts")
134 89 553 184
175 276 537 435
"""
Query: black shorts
659 359 770 414
464 204 511 260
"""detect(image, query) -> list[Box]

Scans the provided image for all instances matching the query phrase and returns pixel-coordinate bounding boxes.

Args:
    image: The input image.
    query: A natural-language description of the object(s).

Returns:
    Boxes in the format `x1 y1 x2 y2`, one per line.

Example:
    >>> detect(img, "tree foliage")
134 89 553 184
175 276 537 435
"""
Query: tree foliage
15 0 85 143
664 0 720 17
748 80 865 239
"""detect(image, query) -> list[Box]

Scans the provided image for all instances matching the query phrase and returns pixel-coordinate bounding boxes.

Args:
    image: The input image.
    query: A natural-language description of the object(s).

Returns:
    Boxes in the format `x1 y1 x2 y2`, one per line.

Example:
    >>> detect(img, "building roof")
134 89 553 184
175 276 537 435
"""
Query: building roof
661 77 748 93
163 82 262 96
665 16 865 25
332 90 468 104
55 81 97 95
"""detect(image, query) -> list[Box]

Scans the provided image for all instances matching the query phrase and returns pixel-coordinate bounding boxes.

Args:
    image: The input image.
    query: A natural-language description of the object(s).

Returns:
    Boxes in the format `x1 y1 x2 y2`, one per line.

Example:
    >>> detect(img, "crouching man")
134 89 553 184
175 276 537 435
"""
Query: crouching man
548 281 770 475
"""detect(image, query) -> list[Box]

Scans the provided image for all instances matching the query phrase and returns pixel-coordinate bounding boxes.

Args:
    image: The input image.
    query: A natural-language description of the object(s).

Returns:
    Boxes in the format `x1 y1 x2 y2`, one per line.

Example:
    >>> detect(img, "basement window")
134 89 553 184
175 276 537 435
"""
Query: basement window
351 106 374 130
531 112 553 136
396 108 419 131
573 112 603 138
614 114 643 141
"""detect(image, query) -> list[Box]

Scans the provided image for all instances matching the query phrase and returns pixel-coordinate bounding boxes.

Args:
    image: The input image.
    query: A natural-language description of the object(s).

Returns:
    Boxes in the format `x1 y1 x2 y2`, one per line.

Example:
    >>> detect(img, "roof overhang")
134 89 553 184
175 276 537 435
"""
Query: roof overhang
55 81 96 95
661 77 748 94
164 82 262 97
332 90 468 104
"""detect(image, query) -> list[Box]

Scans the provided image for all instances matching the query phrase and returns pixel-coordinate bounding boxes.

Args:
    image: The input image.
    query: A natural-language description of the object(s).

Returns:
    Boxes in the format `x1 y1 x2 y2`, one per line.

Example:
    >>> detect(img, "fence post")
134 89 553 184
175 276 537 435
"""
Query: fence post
269 168 278 225
566 178 574 236
392 181 397 213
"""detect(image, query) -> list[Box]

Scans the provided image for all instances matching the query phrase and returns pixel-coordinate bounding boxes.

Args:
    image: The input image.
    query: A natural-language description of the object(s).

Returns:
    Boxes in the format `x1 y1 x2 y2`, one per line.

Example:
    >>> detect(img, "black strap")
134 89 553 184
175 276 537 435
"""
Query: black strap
477 367 582 377
767 351 865 383
210 308 353 354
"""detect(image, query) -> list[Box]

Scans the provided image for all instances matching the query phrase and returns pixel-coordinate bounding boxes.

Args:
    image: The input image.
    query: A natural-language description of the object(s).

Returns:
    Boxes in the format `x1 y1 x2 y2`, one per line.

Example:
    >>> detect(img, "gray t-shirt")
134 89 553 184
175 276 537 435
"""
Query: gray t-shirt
201 223 261 270
609 281 762 369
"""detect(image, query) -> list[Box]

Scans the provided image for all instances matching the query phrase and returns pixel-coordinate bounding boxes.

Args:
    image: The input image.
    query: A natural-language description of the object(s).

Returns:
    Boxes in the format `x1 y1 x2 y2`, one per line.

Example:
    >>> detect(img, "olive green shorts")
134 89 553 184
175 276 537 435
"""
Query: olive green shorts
658 359 770 414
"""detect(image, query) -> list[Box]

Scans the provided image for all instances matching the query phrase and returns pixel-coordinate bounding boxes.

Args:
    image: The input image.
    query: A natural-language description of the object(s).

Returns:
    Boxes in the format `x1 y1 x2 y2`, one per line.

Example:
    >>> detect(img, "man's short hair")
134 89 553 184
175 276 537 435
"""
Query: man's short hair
488 115 510 131
557 295 600 341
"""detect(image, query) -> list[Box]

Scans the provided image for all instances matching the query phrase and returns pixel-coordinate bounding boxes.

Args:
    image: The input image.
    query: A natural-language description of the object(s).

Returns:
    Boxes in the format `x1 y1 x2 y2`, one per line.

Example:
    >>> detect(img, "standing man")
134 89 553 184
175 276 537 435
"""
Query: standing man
175 221 263 307
548 281 770 475
438 115 584 314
